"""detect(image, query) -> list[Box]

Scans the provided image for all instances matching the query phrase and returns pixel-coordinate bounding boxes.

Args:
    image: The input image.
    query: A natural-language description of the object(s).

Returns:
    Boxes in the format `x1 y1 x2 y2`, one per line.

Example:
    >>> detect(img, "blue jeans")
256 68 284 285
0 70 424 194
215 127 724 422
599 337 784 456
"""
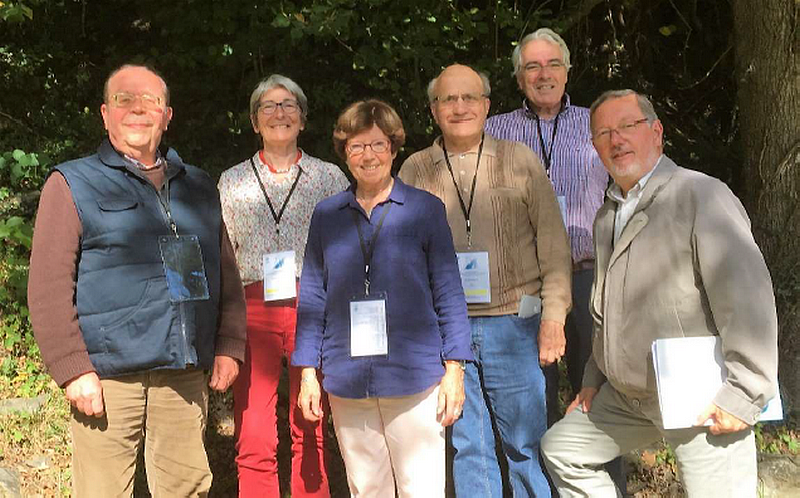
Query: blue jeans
452 314 549 497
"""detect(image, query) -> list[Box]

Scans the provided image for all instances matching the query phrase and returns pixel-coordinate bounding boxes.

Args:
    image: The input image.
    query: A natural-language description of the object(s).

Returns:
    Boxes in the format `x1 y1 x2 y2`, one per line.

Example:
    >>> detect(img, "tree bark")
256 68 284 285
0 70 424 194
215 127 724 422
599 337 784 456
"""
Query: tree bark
732 0 800 418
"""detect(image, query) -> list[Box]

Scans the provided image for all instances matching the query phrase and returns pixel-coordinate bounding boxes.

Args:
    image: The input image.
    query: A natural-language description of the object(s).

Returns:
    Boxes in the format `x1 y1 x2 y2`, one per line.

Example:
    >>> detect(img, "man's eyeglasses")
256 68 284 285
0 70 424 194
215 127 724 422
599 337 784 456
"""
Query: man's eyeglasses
258 99 300 115
109 92 164 110
346 139 390 156
433 93 487 108
524 61 567 73
592 119 650 143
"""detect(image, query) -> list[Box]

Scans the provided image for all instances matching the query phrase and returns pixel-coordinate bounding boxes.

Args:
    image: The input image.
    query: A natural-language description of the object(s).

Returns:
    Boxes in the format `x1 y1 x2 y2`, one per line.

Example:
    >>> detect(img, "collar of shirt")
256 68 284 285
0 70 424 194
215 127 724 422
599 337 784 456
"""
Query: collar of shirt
337 176 408 211
255 148 305 180
430 134 498 165
608 155 664 244
523 93 572 121
607 155 665 204
124 152 166 171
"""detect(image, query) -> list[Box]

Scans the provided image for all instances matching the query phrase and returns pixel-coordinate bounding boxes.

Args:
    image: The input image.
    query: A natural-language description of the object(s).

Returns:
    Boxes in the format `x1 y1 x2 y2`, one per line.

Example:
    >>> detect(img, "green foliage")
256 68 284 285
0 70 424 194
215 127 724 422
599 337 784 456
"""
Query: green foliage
755 423 800 455
0 148 49 398
0 1 34 23
0 383 72 495
654 443 677 467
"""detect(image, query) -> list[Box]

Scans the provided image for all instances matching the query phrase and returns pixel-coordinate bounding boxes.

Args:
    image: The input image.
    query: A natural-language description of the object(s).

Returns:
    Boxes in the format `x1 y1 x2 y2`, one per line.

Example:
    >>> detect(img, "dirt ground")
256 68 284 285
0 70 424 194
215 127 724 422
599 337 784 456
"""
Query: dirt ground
2 379 796 497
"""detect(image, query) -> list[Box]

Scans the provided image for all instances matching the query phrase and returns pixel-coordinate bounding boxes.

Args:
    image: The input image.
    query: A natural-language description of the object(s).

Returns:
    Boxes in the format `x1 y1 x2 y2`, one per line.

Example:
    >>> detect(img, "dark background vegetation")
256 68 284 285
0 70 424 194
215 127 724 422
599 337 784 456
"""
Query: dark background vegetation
1 0 744 178
1 0 797 496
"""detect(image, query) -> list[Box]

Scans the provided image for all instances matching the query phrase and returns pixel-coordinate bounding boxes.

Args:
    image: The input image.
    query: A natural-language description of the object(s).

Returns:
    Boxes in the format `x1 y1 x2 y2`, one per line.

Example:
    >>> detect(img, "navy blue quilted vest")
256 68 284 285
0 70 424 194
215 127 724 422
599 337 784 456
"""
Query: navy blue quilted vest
54 140 221 377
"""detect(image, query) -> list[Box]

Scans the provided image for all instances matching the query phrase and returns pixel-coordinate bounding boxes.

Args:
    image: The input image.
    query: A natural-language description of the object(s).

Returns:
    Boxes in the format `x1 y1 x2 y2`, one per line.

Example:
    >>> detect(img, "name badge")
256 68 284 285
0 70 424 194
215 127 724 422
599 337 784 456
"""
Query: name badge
456 251 491 303
350 292 388 357
556 195 568 227
262 250 296 301
158 235 210 303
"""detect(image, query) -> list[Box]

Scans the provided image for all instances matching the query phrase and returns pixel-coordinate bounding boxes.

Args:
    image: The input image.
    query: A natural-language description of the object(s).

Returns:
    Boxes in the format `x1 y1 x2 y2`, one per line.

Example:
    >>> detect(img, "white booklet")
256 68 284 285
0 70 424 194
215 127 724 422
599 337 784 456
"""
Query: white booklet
651 335 783 430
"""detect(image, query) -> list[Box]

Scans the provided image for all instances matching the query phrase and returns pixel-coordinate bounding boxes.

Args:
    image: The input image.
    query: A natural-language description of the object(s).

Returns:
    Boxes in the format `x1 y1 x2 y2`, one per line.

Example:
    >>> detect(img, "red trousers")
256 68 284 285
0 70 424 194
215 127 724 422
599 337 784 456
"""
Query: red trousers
234 282 329 497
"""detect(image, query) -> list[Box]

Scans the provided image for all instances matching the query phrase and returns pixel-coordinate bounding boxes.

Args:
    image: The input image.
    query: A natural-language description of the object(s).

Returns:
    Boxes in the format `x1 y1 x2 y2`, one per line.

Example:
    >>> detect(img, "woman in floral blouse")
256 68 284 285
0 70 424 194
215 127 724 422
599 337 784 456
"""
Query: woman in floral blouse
218 74 349 498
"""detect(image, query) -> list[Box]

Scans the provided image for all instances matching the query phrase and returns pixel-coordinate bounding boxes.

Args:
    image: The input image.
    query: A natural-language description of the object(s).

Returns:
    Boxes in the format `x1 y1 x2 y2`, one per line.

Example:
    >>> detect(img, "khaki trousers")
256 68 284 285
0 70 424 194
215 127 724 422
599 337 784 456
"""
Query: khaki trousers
541 383 757 498
329 385 444 498
70 369 211 497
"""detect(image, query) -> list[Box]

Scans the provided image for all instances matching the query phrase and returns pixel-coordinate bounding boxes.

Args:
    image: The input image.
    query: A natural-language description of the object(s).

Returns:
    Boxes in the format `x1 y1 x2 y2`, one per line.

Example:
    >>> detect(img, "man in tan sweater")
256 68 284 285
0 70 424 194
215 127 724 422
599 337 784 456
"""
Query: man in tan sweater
399 64 572 497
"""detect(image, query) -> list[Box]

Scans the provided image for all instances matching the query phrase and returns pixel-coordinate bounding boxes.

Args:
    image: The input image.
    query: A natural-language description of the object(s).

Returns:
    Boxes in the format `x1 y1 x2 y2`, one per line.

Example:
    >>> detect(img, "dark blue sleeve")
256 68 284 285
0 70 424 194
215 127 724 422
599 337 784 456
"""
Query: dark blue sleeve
424 197 473 361
291 206 327 367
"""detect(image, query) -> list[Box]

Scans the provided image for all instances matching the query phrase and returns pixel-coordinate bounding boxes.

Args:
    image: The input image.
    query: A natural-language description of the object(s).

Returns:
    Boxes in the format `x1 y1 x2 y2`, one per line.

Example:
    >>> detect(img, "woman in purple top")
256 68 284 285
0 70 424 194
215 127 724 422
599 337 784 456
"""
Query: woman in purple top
292 99 472 497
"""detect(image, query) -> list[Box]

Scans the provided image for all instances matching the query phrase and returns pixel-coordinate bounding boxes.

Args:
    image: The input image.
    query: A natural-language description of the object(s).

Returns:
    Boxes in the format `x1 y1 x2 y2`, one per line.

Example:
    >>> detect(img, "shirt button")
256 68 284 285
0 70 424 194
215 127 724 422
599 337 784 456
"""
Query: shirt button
631 398 641 409
460 154 466 159
460 170 466 175
463 188 469 193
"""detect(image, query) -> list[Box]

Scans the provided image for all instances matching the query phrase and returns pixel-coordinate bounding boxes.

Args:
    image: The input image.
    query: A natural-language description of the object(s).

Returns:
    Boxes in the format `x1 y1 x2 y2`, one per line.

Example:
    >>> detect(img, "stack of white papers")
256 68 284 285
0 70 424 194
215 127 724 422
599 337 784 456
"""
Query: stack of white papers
651 336 783 430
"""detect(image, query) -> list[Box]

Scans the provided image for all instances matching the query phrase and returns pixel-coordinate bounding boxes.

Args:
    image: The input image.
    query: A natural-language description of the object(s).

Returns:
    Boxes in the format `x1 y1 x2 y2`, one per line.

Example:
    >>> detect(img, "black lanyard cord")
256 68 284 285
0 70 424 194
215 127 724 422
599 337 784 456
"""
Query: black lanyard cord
351 202 392 296
249 157 304 237
442 134 485 246
535 110 561 176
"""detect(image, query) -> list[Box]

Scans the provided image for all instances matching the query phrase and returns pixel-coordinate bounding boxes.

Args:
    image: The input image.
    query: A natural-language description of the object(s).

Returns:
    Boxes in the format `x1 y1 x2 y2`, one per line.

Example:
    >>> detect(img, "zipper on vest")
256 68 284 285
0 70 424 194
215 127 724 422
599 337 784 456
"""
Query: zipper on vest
150 181 192 365
179 302 192 367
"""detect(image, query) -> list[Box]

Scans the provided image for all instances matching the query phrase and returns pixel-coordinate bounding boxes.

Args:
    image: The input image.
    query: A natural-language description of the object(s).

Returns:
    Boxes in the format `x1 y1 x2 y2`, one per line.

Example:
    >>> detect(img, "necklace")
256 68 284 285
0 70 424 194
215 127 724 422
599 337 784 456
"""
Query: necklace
259 149 301 174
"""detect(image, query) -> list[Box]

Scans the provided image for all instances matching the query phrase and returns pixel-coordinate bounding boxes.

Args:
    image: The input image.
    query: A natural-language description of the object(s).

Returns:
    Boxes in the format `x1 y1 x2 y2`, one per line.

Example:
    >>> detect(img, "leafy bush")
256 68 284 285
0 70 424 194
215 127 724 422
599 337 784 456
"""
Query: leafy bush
0 148 50 398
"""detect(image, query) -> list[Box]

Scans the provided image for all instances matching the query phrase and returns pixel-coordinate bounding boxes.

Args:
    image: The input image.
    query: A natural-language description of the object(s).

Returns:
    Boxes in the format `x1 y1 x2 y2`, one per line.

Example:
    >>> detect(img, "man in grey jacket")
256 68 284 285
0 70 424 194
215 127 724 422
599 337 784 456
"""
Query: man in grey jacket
541 90 778 497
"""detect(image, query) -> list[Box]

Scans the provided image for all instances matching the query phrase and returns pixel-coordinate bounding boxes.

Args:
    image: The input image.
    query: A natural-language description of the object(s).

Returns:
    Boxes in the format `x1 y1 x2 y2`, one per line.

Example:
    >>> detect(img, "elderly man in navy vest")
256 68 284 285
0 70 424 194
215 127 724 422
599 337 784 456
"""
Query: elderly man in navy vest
28 64 246 496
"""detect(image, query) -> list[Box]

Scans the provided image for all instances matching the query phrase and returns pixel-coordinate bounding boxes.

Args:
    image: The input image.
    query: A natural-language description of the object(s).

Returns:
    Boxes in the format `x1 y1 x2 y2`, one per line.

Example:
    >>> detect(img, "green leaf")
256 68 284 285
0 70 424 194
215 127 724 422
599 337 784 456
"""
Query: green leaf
273 14 291 27
5 216 24 228
10 163 24 182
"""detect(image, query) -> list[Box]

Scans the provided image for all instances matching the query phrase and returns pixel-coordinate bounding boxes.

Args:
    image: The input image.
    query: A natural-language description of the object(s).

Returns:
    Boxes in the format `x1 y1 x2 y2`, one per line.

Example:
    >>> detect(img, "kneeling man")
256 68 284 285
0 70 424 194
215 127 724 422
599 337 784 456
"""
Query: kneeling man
541 90 778 498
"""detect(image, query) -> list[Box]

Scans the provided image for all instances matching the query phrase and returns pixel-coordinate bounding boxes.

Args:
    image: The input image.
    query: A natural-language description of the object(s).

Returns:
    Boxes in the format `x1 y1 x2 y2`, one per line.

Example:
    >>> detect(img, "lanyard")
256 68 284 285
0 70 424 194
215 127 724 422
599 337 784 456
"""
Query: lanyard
442 134 485 247
535 111 561 176
155 180 179 237
351 202 392 296
249 157 303 238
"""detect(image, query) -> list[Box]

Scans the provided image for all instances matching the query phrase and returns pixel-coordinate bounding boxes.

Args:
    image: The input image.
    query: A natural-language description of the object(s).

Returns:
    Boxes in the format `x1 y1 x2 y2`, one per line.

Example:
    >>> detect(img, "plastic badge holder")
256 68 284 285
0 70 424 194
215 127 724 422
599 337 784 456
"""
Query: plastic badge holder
158 235 210 302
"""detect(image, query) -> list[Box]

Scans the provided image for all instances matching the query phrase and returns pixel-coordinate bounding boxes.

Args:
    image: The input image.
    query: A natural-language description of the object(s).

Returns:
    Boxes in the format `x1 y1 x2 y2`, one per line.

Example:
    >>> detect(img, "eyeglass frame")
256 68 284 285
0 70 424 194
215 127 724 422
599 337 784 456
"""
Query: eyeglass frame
256 99 300 116
108 92 165 110
523 60 568 73
432 93 488 108
592 118 651 143
345 139 391 156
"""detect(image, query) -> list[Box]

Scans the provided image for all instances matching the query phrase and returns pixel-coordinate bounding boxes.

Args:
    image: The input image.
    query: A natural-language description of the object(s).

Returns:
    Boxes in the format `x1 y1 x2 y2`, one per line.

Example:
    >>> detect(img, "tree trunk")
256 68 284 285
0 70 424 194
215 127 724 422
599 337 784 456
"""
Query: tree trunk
732 0 800 418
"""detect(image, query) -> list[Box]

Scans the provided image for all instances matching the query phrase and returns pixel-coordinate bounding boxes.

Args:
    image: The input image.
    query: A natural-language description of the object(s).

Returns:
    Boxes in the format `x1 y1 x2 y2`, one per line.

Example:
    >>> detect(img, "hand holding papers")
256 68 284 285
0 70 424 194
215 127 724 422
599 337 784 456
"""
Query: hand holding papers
651 336 782 430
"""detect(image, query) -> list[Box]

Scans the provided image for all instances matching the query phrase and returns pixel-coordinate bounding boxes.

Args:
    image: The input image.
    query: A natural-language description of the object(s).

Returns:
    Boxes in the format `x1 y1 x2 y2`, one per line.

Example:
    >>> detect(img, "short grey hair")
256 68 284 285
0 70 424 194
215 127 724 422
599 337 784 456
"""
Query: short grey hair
589 90 659 126
426 66 492 104
513 28 571 78
249 74 309 124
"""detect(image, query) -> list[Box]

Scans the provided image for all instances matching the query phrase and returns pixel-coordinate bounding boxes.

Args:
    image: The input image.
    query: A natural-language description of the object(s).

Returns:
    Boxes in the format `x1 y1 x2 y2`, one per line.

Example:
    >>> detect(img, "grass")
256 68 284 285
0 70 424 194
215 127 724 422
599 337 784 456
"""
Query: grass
1 371 797 497
0 381 72 497
0 366 347 497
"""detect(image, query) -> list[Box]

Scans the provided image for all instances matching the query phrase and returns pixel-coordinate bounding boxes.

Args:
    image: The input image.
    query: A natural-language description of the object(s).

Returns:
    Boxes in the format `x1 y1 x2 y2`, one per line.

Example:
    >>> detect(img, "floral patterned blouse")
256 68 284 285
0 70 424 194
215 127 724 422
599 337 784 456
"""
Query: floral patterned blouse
218 150 349 284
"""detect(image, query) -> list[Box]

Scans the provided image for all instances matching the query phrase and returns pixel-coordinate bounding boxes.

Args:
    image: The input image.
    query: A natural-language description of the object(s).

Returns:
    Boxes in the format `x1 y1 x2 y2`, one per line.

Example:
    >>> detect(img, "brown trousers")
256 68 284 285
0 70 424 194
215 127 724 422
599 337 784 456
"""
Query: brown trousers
70 369 211 497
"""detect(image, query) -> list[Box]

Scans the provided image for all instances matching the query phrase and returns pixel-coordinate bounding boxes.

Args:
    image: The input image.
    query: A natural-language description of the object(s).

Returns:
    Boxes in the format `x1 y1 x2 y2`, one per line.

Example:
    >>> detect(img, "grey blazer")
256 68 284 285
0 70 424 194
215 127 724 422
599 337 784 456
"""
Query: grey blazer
583 156 778 425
